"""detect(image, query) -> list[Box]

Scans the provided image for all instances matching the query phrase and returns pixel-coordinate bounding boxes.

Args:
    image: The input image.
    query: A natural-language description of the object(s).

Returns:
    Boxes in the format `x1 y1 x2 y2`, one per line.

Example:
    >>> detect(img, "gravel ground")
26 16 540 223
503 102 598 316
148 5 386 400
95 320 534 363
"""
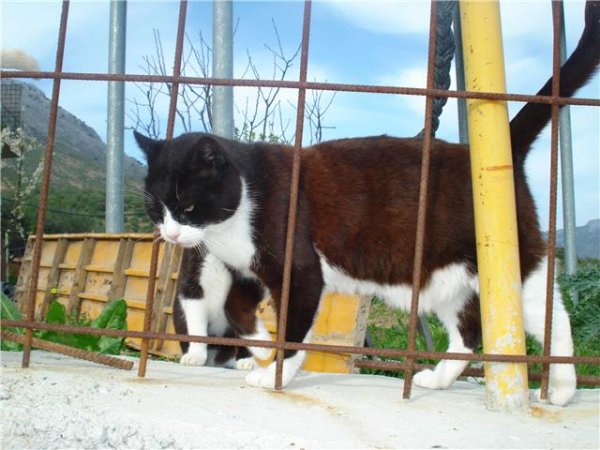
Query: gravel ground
1 350 599 449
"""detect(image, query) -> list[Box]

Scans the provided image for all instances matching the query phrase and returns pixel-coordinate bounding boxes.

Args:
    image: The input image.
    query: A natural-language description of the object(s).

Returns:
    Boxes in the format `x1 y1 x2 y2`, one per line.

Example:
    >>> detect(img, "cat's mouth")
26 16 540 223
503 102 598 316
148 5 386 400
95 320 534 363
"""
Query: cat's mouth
158 224 203 248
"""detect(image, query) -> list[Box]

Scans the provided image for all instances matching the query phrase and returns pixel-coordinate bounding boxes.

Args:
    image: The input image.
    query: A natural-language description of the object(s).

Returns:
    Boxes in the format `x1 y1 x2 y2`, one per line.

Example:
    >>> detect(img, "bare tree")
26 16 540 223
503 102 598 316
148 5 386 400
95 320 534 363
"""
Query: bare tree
128 21 335 145
1 128 43 278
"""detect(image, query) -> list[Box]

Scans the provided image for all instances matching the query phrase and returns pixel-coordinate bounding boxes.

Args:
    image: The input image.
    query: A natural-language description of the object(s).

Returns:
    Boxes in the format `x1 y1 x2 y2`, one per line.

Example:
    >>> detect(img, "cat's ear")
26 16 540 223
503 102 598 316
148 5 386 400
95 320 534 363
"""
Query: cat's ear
193 136 226 169
134 131 163 161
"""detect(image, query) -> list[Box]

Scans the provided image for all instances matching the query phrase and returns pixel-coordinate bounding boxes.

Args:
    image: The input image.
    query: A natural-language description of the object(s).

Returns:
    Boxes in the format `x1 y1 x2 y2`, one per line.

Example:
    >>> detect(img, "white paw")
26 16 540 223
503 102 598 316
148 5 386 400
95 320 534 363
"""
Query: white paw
245 367 276 389
235 357 256 371
244 353 304 389
533 364 577 406
534 382 576 407
413 369 441 389
180 345 207 366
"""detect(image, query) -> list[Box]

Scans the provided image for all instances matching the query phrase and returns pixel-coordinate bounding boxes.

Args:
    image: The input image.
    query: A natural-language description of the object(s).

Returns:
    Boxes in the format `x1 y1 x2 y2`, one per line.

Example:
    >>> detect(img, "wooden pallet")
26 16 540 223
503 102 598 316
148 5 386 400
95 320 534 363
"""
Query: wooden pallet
15 233 369 372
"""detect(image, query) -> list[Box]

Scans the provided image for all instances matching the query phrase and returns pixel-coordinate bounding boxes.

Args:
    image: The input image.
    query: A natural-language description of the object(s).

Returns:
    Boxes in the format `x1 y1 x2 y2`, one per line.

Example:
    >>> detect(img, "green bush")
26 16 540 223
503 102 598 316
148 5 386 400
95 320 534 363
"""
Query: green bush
1 293 128 355
364 260 600 382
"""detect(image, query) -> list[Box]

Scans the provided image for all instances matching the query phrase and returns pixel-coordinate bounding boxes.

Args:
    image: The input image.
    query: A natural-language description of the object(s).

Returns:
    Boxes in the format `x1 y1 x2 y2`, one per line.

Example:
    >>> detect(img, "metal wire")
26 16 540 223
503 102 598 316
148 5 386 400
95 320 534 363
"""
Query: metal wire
2 0 598 394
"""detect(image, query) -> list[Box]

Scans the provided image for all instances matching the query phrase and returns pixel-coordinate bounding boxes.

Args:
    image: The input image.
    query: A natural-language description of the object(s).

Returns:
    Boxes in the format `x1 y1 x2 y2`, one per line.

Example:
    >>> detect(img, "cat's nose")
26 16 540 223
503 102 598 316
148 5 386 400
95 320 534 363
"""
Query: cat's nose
163 229 180 243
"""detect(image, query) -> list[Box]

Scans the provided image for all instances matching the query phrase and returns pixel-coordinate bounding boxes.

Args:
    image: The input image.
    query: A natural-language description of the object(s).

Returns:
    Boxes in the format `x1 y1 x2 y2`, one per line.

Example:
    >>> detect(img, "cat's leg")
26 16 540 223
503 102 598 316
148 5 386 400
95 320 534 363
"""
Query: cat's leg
178 252 233 366
224 276 274 366
413 291 480 390
522 256 576 406
244 267 324 389
178 296 210 365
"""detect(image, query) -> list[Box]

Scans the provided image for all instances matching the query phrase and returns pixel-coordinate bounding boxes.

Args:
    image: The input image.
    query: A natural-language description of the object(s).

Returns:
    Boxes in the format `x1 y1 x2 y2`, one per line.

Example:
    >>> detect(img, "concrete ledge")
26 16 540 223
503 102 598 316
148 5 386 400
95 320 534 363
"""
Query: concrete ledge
2 351 598 449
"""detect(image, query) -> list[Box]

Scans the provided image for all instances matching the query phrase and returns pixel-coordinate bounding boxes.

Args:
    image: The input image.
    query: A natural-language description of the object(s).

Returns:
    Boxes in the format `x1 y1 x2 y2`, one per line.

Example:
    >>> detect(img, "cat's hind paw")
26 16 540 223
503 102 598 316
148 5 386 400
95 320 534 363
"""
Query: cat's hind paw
534 382 576 406
244 352 305 389
245 367 276 389
413 369 442 390
413 367 455 390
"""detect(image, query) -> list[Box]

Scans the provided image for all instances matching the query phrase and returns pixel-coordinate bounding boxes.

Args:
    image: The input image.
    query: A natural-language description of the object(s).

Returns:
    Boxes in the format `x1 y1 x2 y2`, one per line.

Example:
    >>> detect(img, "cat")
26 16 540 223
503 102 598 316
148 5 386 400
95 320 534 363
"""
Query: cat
173 246 262 370
136 2 599 406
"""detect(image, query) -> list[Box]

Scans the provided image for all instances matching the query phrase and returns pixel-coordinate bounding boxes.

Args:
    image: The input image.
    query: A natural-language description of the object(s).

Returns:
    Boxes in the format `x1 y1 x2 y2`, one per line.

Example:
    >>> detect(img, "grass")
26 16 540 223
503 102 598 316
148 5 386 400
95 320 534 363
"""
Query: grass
363 258 600 386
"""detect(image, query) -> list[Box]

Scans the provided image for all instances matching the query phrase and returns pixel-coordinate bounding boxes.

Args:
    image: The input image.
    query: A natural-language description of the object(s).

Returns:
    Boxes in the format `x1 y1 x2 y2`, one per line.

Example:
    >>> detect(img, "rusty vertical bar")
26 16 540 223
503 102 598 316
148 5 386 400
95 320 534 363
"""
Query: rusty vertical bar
274 0 312 390
540 0 563 401
402 0 438 400
138 0 188 377
22 0 70 369
166 0 188 139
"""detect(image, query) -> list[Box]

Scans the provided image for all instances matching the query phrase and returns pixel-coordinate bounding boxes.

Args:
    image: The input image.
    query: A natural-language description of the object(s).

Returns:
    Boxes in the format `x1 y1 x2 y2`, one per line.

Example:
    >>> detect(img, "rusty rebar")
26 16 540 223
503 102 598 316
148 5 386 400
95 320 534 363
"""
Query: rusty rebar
137 232 162 377
354 359 600 386
5 1 598 395
275 0 313 391
2 70 598 108
3 330 133 371
540 0 565 401
4 319 598 367
403 0 439 401
137 0 188 378
22 0 70 369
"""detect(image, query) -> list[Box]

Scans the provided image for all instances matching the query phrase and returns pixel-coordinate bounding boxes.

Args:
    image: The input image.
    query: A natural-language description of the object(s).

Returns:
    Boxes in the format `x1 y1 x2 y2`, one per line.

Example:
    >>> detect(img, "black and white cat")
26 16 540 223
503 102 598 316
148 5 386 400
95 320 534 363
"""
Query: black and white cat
172 247 265 370
136 3 599 406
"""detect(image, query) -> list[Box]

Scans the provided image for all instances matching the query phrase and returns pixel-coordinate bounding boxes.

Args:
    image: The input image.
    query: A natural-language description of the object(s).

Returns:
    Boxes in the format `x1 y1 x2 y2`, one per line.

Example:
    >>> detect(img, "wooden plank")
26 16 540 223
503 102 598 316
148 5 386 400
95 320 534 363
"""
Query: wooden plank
153 245 182 351
67 238 95 315
123 269 151 278
77 292 109 302
149 243 174 351
39 238 69 319
84 265 115 274
108 238 134 301
34 233 154 241
14 237 35 313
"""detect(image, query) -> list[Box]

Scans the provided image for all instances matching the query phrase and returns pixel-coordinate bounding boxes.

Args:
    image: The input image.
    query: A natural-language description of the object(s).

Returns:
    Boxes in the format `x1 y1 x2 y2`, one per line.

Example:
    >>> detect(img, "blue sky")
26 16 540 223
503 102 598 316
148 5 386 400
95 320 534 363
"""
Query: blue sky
2 0 598 229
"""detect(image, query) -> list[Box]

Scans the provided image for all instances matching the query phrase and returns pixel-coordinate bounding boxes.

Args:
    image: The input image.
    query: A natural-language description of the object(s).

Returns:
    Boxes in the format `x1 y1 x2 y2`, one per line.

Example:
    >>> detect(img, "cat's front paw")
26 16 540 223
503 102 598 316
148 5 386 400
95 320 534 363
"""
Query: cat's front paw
235 357 256 371
180 344 207 366
245 367 276 389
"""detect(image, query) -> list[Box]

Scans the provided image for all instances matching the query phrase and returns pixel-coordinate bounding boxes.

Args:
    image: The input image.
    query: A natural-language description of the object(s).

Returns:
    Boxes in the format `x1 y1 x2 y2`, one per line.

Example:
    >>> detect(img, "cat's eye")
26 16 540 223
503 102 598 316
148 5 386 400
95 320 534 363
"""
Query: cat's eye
183 205 195 213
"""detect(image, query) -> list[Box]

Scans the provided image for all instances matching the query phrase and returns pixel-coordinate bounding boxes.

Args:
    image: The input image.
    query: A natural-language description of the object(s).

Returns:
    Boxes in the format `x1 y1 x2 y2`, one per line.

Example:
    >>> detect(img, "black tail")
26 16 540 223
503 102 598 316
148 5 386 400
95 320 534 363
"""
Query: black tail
510 1 600 167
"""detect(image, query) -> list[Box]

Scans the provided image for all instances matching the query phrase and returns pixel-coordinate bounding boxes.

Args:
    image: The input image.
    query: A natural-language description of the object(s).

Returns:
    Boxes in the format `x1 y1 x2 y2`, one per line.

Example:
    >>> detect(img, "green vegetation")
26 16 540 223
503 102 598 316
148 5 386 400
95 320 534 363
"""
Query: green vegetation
1 292 128 355
364 259 600 383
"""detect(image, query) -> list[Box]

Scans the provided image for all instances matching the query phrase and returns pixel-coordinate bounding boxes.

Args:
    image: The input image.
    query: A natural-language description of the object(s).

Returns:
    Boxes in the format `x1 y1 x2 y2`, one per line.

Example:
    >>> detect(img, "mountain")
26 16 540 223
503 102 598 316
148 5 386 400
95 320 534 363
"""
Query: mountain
555 219 600 260
1 79 151 234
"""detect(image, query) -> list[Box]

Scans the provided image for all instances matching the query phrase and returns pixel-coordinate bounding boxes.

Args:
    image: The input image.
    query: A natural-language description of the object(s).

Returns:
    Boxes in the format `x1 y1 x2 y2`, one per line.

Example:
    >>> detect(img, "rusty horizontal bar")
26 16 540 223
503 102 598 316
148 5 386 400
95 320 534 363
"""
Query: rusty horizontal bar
2 329 133 370
2 70 598 108
354 359 600 386
3 319 598 366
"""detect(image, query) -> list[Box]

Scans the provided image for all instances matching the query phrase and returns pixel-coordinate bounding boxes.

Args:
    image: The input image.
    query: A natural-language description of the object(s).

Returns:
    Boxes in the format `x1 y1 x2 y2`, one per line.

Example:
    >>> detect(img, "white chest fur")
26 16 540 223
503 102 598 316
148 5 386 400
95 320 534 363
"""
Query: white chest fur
203 179 257 274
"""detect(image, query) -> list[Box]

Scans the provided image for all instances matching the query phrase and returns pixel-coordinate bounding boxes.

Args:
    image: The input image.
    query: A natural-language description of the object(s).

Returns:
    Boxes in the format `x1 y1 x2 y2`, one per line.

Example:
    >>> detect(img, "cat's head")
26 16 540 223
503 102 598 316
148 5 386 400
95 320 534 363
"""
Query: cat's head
134 131 242 248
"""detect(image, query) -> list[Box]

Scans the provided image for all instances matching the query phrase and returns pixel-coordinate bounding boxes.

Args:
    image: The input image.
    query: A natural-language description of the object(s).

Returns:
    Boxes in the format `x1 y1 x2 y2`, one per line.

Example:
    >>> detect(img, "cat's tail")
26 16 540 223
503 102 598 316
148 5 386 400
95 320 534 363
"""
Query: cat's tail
509 0 600 167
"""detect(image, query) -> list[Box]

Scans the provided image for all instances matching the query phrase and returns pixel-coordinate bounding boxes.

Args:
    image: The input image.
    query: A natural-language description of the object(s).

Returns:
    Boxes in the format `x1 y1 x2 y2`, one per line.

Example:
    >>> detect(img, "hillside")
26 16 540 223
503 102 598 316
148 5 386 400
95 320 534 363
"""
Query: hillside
555 219 600 260
1 79 152 236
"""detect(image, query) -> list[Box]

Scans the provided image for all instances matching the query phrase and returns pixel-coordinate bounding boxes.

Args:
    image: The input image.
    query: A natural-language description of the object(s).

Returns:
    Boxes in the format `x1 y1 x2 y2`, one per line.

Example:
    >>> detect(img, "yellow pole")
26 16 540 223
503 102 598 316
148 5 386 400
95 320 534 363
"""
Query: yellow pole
459 0 529 411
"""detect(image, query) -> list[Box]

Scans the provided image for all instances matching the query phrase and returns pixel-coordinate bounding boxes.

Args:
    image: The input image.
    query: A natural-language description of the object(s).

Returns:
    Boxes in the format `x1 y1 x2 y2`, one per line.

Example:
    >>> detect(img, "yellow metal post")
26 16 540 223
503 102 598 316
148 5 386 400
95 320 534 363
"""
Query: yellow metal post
459 1 529 410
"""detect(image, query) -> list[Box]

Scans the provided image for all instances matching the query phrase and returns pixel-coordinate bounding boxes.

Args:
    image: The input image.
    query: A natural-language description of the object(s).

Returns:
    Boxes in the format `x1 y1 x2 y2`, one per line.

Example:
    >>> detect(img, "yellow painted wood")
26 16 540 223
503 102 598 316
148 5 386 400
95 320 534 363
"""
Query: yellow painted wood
257 292 362 373
460 0 529 411
17 234 367 374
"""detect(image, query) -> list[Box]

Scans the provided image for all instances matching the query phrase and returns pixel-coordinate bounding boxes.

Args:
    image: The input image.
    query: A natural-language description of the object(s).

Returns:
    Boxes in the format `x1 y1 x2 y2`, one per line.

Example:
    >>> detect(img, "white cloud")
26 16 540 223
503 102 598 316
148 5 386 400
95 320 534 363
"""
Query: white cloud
321 1 431 36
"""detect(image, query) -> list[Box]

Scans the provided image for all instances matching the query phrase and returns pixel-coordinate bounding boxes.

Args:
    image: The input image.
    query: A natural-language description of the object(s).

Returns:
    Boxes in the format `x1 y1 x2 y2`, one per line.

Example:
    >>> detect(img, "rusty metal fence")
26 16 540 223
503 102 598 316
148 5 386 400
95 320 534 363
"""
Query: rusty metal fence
1 0 599 403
